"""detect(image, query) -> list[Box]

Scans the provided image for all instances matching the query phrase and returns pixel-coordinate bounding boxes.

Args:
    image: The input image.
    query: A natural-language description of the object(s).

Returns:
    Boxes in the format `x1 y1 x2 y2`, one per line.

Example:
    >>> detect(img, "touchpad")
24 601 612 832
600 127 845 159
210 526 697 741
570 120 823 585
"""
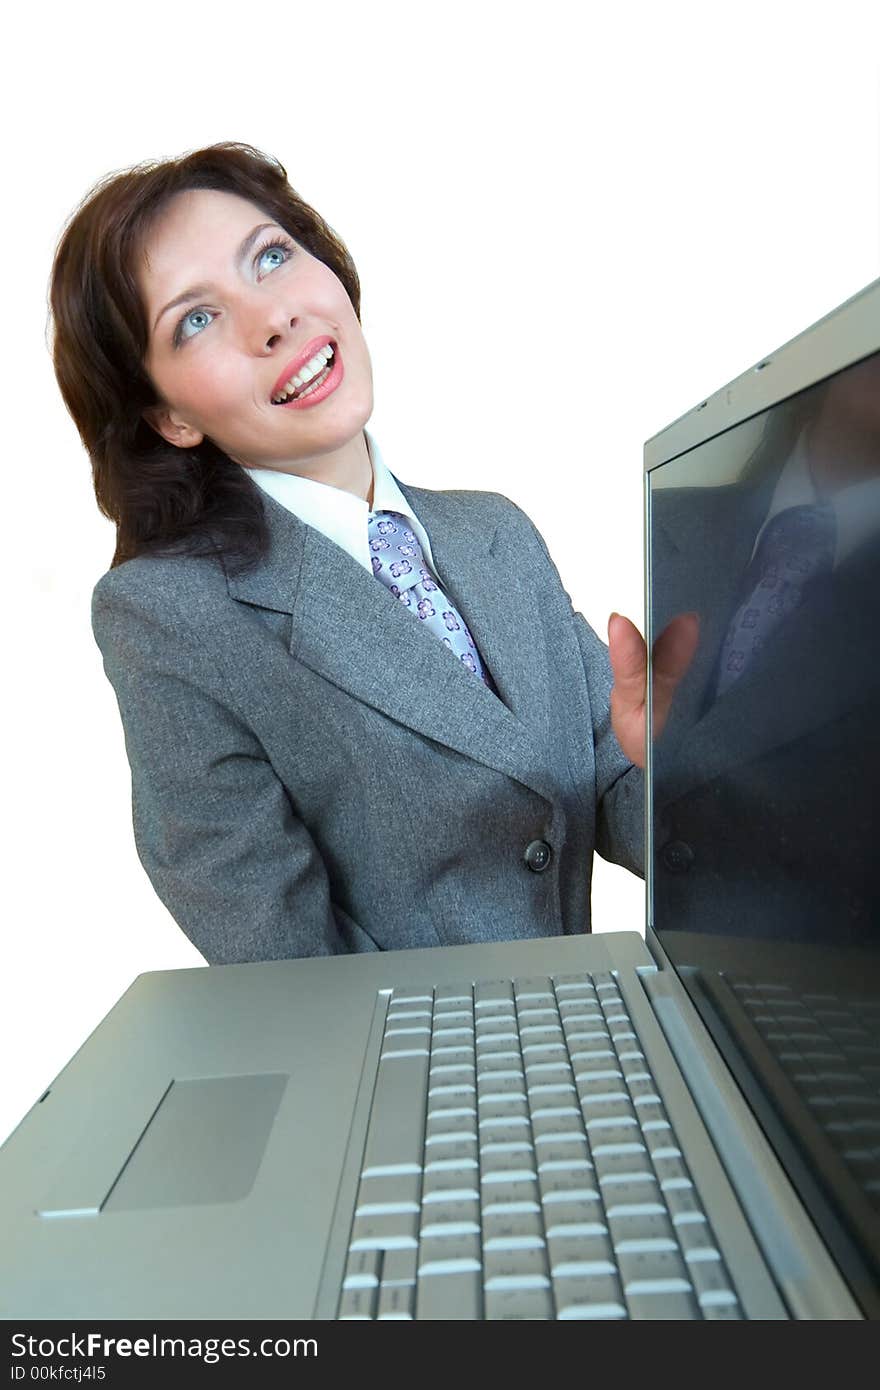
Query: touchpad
101 1074 288 1212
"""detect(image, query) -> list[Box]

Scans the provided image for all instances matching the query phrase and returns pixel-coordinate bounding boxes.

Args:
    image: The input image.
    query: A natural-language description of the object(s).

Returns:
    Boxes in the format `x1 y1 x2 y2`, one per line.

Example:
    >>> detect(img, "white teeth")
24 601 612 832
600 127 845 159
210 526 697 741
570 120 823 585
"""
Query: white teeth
273 344 335 402
295 364 332 399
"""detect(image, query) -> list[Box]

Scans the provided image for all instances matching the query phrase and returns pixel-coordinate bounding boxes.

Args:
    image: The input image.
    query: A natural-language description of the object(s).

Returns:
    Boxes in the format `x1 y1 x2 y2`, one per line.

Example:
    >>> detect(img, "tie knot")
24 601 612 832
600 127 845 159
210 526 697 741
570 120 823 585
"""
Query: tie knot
368 510 427 592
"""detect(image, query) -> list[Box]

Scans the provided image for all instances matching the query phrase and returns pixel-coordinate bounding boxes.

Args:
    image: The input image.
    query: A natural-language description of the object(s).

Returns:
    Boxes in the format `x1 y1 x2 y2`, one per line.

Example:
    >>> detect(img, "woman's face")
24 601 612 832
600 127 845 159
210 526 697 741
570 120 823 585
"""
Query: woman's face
138 188 373 471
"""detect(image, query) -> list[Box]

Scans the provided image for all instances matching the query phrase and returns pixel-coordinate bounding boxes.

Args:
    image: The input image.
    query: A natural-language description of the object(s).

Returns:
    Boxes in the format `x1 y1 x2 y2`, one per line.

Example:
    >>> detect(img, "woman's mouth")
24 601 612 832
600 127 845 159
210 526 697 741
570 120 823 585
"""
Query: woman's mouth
271 342 344 410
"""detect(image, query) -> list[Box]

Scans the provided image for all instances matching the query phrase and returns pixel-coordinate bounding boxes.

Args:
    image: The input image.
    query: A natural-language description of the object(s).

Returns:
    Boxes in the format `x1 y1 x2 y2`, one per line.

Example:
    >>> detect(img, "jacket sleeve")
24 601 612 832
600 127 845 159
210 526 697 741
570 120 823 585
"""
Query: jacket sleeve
507 501 645 877
92 570 366 965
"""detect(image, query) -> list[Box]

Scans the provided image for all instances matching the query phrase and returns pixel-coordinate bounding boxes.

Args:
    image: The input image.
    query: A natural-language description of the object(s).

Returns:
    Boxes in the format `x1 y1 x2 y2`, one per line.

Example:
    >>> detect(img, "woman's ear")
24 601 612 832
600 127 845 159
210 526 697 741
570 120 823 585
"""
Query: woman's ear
142 404 205 449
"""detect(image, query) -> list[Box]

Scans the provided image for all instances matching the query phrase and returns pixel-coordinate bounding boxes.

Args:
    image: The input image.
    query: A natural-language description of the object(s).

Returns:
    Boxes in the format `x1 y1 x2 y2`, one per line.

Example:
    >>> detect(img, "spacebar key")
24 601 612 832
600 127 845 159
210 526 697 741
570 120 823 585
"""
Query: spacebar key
362 1049 431 1176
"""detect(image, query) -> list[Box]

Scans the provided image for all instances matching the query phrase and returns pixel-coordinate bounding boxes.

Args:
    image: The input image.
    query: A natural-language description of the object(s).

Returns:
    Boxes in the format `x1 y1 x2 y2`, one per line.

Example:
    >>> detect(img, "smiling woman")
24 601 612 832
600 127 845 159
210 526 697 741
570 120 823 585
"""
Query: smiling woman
49 141 650 965
138 186 374 501
51 144 368 569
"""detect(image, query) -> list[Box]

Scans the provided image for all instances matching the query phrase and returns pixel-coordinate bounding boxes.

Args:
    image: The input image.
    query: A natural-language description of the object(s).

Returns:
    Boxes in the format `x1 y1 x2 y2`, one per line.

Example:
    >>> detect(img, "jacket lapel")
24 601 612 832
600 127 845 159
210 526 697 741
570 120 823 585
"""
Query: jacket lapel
226 487 556 802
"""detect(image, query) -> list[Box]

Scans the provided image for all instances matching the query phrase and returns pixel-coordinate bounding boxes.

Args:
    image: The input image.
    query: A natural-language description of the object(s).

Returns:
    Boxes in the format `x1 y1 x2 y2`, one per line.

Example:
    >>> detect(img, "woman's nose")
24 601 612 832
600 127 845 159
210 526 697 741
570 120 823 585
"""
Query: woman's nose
241 292 296 354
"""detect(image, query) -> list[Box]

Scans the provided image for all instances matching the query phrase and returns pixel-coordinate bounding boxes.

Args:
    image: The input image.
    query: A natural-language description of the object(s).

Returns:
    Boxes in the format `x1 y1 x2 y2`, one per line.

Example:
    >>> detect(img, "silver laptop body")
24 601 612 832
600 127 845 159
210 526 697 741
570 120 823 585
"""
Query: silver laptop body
2 279 878 1320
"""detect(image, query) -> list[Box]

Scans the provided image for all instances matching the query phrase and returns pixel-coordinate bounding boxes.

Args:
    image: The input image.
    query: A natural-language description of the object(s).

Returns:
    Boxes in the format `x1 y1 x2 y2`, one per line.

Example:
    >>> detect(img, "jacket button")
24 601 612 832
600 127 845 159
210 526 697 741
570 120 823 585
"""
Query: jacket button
524 840 552 873
661 840 695 874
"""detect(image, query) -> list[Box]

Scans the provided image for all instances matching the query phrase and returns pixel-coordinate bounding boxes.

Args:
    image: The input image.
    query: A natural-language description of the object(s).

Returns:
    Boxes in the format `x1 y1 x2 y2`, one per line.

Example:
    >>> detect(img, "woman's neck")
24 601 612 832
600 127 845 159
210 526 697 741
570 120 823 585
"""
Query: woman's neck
243 429 374 503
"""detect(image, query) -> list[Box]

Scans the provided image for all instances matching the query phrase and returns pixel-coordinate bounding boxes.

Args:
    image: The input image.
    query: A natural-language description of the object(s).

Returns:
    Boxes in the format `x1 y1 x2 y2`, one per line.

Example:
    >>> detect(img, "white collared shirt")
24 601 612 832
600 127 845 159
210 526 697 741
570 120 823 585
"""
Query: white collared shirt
753 431 880 569
246 430 439 574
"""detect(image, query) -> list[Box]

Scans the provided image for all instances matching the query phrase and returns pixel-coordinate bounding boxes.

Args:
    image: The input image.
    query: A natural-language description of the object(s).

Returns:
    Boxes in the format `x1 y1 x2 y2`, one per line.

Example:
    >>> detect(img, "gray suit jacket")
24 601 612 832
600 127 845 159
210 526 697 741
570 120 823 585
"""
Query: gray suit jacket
92 484 644 964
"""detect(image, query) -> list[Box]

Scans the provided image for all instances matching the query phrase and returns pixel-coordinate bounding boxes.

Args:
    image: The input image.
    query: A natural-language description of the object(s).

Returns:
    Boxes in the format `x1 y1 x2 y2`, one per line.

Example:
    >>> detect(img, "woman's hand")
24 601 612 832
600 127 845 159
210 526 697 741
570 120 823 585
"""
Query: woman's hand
607 612 700 768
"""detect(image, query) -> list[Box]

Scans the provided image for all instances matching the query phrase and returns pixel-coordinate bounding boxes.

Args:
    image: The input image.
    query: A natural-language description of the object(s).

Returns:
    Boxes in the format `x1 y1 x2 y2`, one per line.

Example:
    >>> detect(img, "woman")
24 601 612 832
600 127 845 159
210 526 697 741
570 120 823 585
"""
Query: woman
50 142 672 965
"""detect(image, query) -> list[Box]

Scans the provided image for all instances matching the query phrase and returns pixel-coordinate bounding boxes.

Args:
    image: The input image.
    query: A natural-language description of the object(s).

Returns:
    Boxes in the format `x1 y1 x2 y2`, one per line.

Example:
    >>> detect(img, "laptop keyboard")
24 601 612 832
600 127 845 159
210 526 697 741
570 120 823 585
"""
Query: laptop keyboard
337 971 743 1319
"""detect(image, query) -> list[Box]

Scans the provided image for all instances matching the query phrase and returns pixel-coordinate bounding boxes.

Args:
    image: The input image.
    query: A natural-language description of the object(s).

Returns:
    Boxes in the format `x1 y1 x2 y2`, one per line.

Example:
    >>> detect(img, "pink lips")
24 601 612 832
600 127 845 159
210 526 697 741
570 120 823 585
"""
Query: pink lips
270 335 336 401
272 340 344 411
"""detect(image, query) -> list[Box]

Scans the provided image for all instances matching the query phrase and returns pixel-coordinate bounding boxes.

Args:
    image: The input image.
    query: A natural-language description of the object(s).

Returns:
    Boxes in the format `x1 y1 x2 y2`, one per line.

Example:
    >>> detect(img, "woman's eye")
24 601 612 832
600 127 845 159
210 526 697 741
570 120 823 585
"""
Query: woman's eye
179 308 215 342
256 241 292 278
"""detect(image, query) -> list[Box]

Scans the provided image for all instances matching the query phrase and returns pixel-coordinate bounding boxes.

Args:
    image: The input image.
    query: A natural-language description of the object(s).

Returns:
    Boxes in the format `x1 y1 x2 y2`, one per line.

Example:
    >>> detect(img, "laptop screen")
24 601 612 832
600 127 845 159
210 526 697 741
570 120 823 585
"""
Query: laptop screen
647 343 880 1311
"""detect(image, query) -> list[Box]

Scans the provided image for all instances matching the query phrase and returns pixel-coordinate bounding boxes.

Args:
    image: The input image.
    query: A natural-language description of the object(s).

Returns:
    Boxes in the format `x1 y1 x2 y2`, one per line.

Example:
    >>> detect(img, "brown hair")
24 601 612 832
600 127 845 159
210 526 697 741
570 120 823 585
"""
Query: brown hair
50 142 362 570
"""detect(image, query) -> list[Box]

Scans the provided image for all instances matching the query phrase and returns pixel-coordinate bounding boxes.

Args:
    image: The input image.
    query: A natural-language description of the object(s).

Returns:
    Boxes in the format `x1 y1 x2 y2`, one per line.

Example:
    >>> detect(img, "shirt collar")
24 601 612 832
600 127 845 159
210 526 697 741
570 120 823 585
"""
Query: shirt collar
246 430 438 574
754 430 880 569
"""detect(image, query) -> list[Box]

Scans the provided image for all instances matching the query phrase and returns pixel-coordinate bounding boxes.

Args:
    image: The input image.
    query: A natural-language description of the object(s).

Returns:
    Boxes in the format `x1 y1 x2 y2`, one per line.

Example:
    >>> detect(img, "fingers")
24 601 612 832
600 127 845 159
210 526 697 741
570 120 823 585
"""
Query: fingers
607 611 700 754
607 614 649 766
607 612 647 696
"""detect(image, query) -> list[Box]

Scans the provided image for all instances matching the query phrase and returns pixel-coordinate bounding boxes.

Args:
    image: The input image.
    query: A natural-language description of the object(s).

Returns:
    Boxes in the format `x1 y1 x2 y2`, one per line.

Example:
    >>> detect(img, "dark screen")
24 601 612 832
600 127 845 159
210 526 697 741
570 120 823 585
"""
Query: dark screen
648 350 880 1312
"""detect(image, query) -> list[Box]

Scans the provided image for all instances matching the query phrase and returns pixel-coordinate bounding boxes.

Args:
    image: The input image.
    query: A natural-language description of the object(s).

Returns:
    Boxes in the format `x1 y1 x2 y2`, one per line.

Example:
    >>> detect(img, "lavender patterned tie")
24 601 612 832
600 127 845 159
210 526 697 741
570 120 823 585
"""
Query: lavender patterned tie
368 510 495 689
715 501 836 697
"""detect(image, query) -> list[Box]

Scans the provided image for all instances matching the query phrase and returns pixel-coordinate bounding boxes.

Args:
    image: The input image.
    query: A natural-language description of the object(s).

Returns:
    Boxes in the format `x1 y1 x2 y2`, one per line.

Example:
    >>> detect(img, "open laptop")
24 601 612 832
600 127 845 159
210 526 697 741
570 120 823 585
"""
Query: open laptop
2 279 878 1320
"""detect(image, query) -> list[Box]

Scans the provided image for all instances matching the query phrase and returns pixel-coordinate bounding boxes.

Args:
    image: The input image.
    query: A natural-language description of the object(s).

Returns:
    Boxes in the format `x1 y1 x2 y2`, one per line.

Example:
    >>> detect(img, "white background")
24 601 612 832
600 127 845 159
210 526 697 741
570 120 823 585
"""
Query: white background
2 1 878 1146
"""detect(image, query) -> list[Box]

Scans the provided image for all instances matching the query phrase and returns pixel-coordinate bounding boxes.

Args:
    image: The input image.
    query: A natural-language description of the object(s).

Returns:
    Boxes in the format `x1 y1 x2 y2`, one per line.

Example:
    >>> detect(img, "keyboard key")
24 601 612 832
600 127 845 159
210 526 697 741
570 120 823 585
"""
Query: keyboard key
342 1247 382 1290
539 1168 601 1202
536 1140 592 1169
592 1144 653 1177
338 1285 377 1319
425 1150 481 1173
349 1209 419 1251
525 1061 575 1081
423 1137 479 1167
625 1287 700 1319
483 1209 544 1245
651 1153 690 1188
600 1177 663 1209
419 1231 481 1273
484 1286 555 1319
430 1044 475 1066
553 1271 627 1319
480 1148 538 1179
478 1074 529 1099
608 1209 677 1250
361 1051 429 1177
514 975 556 1000
532 1113 585 1143
552 974 595 993
377 1281 415 1319
419 1198 480 1236
416 1270 483 1319
431 1025 476 1043
576 1079 627 1104
700 1295 743 1319
434 984 474 1005
548 1229 615 1275
688 1250 741 1311
663 1182 702 1219
527 1074 578 1092
478 1119 532 1146
475 981 515 1006
542 1196 604 1233
381 1247 418 1285
355 1171 421 1214
674 1215 715 1256
422 1168 480 1202
619 1245 692 1298
582 1102 638 1129
483 1246 551 1289
483 1178 542 1211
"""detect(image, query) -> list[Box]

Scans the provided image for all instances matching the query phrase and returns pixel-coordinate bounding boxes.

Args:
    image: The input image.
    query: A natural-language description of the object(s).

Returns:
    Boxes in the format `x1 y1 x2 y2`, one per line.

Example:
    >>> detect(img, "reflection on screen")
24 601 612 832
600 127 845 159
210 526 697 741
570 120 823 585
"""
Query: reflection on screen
649 350 880 1311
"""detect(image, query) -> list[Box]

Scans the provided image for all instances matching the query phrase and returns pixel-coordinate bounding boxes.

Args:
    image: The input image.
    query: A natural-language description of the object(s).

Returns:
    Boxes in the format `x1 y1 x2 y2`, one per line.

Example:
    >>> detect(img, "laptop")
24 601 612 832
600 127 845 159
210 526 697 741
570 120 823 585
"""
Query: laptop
2 279 878 1320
